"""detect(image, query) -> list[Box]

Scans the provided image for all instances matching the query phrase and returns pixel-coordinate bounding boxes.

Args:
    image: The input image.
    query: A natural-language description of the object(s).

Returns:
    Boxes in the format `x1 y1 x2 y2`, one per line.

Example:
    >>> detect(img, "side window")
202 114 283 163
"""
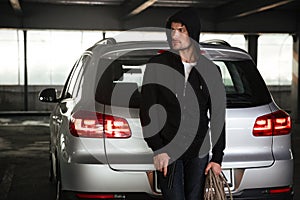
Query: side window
63 55 89 99
72 56 90 97
60 61 78 99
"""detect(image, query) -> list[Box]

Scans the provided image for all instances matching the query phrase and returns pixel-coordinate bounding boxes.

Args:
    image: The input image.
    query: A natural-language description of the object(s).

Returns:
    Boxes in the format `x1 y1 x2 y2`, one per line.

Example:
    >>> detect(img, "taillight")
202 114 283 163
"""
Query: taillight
76 193 126 199
70 110 131 138
269 186 292 194
253 110 291 137
157 49 166 54
76 193 114 199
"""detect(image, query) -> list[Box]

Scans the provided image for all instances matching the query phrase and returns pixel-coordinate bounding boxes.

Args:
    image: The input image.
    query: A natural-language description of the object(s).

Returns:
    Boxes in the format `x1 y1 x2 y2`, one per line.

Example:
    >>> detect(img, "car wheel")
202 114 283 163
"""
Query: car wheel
55 175 70 200
49 153 54 182
55 163 68 200
55 177 63 200
53 152 66 200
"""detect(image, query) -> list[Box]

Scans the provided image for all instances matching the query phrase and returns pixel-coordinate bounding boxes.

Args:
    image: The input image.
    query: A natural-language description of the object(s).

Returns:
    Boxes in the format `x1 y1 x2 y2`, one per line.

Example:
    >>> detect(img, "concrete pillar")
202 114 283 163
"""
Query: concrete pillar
245 34 259 64
23 30 28 111
291 34 300 122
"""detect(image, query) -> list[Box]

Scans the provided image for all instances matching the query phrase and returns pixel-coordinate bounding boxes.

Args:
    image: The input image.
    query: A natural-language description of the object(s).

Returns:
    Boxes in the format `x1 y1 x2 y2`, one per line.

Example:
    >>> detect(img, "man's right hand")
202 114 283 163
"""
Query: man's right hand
153 153 170 177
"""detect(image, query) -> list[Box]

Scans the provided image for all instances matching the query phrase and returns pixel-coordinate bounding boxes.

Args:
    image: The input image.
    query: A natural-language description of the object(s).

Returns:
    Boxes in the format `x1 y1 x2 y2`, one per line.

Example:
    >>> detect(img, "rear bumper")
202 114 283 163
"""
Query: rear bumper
231 159 293 193
60 162 154 194
59 158 293 199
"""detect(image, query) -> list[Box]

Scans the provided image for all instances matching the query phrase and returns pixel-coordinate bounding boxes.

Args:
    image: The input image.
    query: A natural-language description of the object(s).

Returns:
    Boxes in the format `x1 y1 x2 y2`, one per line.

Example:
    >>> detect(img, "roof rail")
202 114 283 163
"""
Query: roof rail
96 37 117 45
202 39 231 47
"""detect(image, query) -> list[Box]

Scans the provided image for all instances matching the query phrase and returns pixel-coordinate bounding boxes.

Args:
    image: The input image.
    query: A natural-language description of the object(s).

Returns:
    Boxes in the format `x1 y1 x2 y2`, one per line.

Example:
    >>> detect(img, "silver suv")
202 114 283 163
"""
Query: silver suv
39 38 293 200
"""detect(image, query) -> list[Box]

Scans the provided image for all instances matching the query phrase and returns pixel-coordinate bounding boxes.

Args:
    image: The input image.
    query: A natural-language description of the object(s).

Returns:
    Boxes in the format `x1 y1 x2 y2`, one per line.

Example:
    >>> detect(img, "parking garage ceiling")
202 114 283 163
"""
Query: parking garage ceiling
0 0 299 33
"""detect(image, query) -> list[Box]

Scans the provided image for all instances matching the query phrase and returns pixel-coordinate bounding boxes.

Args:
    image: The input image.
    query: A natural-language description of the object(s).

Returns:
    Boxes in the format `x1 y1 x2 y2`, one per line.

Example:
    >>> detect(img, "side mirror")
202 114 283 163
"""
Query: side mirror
39 88 59 103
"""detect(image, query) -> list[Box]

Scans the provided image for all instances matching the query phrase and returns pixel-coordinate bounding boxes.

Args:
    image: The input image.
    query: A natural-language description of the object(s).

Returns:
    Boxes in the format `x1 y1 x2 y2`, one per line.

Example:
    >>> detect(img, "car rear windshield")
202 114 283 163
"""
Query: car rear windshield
95 49 271 108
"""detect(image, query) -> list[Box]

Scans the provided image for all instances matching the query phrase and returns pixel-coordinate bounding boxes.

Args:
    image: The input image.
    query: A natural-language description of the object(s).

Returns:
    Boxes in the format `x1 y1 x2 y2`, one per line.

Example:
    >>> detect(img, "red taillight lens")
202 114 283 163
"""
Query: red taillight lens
157 49 166 54
70 110 131 138
76 193 115 199
269 186 292 194
253 110 291 137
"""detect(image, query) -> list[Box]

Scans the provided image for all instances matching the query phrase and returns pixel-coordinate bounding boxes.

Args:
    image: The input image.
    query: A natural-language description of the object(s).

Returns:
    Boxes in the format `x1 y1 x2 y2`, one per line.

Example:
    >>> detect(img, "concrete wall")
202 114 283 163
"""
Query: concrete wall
0 85 292 113
291 34 300 122
0 85 62 111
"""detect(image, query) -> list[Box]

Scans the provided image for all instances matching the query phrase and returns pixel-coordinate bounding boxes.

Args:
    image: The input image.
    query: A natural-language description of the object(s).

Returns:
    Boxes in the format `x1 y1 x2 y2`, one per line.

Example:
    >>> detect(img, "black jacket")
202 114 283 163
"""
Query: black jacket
140 51 226 164
140 7 225 164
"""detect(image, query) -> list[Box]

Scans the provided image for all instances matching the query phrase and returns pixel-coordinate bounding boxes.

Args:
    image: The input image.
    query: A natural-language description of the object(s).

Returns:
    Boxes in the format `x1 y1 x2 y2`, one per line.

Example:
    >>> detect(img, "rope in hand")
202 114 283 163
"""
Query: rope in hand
204 169 233 200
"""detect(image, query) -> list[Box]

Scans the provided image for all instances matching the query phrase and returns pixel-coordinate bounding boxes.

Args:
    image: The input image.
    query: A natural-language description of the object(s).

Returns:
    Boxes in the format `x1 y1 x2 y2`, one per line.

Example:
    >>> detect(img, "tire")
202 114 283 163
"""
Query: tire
55 163 68 200
53 152 67 200
55 177 62 200
49 153 54 182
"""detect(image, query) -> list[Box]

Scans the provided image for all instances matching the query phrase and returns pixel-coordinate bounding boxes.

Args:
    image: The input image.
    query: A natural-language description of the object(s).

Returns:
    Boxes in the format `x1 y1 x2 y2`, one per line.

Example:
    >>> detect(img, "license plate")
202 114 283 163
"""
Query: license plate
154 169 235 193
221 169 234 191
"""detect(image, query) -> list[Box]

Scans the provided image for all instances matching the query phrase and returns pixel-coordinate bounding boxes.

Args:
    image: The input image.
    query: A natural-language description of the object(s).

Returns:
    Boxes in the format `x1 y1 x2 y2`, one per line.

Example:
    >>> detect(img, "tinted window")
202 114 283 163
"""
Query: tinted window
95 59 146 108
215 60 272 108
95 50 271 108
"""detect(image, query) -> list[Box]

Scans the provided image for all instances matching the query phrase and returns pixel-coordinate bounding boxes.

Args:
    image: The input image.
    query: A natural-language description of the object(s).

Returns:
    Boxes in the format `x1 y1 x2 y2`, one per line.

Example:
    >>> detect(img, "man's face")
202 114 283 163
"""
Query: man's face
171 22 191 50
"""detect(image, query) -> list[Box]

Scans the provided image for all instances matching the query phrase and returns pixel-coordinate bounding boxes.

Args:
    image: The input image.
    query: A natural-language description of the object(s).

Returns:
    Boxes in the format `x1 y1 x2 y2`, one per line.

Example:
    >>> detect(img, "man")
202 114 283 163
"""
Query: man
140 7 226 200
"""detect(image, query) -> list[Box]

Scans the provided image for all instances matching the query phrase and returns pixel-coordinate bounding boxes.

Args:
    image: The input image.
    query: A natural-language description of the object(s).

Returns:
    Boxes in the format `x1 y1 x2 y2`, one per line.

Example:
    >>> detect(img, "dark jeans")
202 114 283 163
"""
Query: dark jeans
157 155 209 200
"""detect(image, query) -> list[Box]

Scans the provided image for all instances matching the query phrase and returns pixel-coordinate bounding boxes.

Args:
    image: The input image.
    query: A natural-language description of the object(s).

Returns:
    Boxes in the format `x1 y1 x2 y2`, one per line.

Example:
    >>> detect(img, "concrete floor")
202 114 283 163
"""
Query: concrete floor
0 124 56 200
0 115 298 200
